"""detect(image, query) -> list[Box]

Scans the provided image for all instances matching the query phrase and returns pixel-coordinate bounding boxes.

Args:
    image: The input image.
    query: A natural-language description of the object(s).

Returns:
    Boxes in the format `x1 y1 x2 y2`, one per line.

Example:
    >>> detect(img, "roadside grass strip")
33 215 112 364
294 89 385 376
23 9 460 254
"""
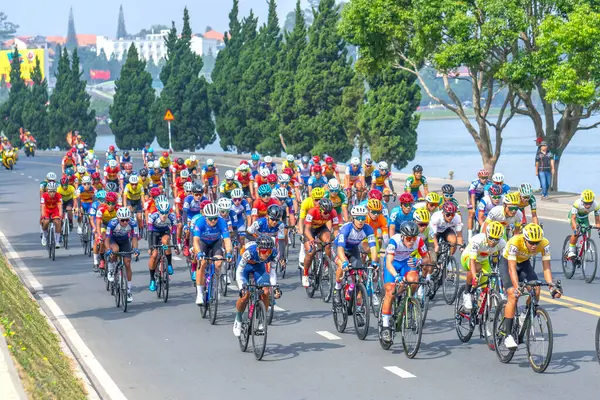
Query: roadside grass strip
0 255 88 399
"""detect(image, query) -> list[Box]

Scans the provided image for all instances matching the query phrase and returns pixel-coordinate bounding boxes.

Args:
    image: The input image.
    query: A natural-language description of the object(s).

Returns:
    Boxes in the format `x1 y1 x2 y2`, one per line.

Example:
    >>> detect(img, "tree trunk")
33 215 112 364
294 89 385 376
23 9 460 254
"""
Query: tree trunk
551 155 560 192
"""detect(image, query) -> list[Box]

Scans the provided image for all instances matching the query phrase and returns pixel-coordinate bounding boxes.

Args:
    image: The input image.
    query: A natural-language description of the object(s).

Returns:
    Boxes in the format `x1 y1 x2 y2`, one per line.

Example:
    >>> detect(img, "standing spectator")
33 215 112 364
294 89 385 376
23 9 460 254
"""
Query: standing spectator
535 141 555 200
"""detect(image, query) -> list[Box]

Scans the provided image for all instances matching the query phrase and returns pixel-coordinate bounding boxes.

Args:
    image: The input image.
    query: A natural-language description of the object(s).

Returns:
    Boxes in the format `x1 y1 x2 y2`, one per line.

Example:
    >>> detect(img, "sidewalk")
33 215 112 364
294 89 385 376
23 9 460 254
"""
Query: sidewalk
0 329 27 400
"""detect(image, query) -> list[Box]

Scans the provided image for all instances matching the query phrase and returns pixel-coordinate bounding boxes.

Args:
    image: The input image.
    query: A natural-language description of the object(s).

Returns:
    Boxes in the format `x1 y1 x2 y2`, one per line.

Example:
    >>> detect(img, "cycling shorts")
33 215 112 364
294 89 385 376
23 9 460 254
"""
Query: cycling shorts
383 258 417 284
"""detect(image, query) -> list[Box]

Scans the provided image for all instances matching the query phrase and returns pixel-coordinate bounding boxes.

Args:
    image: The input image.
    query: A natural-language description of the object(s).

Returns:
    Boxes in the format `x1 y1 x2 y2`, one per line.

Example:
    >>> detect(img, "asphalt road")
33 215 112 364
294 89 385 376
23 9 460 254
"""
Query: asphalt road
1 154 599 400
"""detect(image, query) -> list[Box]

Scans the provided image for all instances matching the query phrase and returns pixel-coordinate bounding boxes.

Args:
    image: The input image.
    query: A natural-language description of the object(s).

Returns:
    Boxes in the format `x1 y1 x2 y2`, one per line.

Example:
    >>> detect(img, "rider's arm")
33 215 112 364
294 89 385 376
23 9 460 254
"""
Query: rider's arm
385 241 398 278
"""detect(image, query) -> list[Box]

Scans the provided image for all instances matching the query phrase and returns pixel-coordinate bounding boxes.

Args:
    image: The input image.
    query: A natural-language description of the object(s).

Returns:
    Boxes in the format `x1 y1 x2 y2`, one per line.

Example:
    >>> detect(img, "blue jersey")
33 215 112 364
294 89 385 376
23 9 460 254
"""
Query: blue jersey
278 197 295 213
183 195 208 219
468 179 487 200
477 195 497 217
335 222 376 250
89 200 101 217
345 164 363 178
308 175 328 188
389 206 414 228
106 217 139 242
247 217 285 239
219 210 238 227
239 242 278 267
231 199 251 228
192 216 230 244
148 212 177 233
484 182 510 195
121 155 132 164
259 161 277 174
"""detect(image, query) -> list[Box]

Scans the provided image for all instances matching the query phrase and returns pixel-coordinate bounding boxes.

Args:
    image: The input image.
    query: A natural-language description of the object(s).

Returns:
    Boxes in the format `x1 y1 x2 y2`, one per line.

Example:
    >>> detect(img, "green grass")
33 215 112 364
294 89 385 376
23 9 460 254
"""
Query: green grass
0 256 87 399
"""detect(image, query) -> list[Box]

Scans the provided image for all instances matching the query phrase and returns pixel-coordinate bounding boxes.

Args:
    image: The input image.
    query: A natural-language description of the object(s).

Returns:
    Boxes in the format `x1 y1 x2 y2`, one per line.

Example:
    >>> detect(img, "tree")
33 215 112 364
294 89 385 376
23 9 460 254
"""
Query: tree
22 56 49 149
0 12 18 42
0 47 28 144
66 7 78 50
0 76 8 104
110 44 155 149
116 5 128 39
337 73 365 158
293 0 355 160
201 49 216 76
360 66 421 169
340 0 525 172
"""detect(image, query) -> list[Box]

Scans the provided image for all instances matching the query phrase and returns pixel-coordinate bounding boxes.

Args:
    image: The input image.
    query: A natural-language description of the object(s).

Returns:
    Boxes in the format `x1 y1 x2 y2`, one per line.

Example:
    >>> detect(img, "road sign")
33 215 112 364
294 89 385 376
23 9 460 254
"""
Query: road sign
164 109 175 121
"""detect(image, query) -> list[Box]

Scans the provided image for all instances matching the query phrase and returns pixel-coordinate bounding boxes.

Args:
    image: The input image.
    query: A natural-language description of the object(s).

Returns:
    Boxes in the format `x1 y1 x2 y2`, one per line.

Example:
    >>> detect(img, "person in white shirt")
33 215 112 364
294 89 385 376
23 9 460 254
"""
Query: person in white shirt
429 201 464 262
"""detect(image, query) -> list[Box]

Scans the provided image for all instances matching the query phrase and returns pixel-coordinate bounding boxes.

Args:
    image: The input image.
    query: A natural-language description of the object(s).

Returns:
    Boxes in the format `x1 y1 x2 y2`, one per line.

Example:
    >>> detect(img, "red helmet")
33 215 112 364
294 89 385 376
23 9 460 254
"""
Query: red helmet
399 193 415 204
267 174 278 184
313 165 322 173
200 200 212 210
149 187 161 197
368 189 383 200
325 156 334 164
124 162 132 170
109 145 115 152
162 151 169 158
283 168 294 176
312 156 320 164
60 176 69 185
66 151 72 157
240 160 249 165
91 172 101 180
478 169 489 178
105 192 118 203
442 201 458 214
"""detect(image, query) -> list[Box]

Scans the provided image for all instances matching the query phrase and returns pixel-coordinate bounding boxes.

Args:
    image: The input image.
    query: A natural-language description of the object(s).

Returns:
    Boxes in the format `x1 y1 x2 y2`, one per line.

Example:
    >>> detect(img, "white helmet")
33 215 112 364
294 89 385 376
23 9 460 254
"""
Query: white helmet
155 195 171 213
129 175 139 184
183 181 194 192
378 161 388 170
259 168 269 177
225 170 235 180
152 161 161 169
77 165 86 174
206 158 214 166
286 154 294 162
351 205 368 216
180 170 190 179
492 172 504 183
203 203 218 217
218 197 232 210
328 178 340 191
264 156 273 163
238 163 249 171
231 188 244 199
81 176 92 184
108 160 117 168
274 187 288 199
189 155 197 162
77 144 84 149
279 173 290 183
350 157 360 166
87 153 94 160
116 207 131 219
46 172 57 181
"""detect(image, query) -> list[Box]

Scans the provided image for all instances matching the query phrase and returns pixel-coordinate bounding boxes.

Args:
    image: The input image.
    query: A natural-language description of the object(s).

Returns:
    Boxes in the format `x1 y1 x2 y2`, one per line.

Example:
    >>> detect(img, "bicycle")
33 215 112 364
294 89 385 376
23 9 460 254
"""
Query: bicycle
492 280 561 373
46 220 57 261
61 213 70 250
595 317 600 365
80 212 93 257
429 240 463 304
278 225 295 279
305 239 334 303
377 278 425 358
332 266 370 340
150 244 177 303
238 281 270 361
198 256 221 325
112 251 138 313
561 225 598 283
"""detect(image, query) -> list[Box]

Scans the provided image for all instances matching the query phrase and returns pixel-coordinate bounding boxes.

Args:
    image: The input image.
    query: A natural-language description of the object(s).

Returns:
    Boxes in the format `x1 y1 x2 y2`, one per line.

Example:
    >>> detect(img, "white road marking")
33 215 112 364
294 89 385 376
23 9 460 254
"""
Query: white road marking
173 256 182 261
316 331 341 340
20 173 24 175
384 366 417 379
27 175 32 178
274 305 286 312
0 229 127 400
34 179 39 182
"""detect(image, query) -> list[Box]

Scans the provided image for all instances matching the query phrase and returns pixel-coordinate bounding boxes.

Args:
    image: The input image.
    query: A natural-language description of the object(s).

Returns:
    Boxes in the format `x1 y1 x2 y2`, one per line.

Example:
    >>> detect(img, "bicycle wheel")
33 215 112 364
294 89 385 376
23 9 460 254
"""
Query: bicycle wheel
333 291 348 333
595 317 600 365
492 301 516 364
419 283 430 328
121 267 128 312
156 258 164 299
442 257 459 305
251 300 268 361
162 259 170 304
320 255 332 303
305 258 317 298
582 238 598 283
114 266 121 308
208 275 218 325
201 283 209 319
454 286 475 343
267 286 274 325
484 293 501 351
400 297 423 359
352 282 370 340
561 236 576 279
50 229 56 261
526 306 553 373
63 221 69 250
220 267 228 297
238 311 250 353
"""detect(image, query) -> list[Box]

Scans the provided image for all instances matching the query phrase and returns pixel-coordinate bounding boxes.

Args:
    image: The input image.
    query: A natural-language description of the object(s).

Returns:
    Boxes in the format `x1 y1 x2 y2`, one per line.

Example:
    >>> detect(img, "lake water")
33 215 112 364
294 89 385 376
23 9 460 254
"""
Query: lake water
95 114 600 193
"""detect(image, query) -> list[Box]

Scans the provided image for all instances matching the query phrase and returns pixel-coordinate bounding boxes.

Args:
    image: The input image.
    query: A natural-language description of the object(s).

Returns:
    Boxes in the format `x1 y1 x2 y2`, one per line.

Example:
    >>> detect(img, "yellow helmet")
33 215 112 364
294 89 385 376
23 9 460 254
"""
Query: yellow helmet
310 187 325 200
382 187 392 196
523 223 544 242
413 208 431 224
502 192 521 206
426 192 440 204
367 198 382 211
581 189 595 203
485 221 504 240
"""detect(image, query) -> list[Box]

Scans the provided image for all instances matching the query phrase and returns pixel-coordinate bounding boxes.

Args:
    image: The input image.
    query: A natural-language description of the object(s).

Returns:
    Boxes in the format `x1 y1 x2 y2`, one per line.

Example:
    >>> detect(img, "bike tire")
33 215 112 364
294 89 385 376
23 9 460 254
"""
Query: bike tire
50 230 56 262
156 258 164 299
419 283 430 327
163 260 170 304
442 257 459 305
595 317 600 365
63 223 69 250
333 292 348 333
492 301 516 364
114 267 121 308
121 267 128 312
454 286 475 343
582 238 598 284
353 282 370 340
484 293 501 351
220 271 228 297
208 276 218 325
526 306 553 373
267 286 275 325
252 300 268 361
561 236 576 279
401 297 423 359
319 255 332 303
239 313 250 353
305 259 317 298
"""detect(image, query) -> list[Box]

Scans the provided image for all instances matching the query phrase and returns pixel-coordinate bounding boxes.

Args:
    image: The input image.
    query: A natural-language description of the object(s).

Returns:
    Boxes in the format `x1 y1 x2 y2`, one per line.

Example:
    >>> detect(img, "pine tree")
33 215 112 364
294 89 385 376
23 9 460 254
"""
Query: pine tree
70 49 97 147
110 44 155 149
49 48 71 148
0 47 28 144
22 56 49 149
0 76 8 104
116 5 128 39
66 7 78 50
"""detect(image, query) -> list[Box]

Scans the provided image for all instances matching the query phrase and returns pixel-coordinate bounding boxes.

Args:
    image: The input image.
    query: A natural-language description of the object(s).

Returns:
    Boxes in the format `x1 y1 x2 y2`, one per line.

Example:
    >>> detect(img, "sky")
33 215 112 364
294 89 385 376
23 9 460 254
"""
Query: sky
6 0 307 37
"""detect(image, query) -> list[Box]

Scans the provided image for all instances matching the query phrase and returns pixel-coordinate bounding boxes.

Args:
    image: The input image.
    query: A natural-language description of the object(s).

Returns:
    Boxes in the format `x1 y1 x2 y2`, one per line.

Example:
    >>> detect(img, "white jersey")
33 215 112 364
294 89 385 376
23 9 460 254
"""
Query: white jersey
386 234 428 262
429 210 463 235
570 199 600 218
485 205 523 228
477 195 498 217
462 233 505 263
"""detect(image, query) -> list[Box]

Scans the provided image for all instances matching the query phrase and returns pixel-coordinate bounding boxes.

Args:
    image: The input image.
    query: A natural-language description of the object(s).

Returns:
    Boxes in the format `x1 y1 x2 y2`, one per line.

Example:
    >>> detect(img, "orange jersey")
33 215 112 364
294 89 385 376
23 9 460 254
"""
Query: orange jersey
366 214 388 235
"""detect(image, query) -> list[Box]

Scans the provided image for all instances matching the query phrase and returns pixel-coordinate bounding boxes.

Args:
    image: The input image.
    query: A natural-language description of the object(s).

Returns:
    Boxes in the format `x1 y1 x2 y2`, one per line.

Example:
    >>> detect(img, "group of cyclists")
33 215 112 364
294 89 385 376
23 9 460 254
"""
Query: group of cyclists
36 142 600 360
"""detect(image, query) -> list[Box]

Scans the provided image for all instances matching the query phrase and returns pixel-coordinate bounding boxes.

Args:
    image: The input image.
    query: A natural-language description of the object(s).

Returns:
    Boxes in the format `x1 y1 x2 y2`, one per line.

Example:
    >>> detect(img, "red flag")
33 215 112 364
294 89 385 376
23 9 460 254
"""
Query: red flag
90 70 110 80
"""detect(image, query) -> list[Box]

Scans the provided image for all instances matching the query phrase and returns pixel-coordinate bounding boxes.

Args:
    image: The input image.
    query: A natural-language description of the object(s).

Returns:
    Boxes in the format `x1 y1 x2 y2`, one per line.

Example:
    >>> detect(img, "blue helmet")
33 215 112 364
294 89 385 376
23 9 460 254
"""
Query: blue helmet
96 190 107 200
251 153 260 161
258 184 272 197
65 167 74 176
148 147 154 153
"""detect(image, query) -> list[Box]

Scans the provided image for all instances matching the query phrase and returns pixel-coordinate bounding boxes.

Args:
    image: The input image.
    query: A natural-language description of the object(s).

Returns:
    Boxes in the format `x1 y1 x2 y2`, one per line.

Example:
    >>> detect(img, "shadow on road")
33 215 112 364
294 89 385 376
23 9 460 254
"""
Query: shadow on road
261 341 345 362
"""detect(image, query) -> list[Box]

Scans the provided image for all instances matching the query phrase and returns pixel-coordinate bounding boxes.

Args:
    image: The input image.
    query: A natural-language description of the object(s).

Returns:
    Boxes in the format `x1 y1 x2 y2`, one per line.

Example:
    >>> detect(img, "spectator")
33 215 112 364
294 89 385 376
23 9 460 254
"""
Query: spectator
535 141 555 200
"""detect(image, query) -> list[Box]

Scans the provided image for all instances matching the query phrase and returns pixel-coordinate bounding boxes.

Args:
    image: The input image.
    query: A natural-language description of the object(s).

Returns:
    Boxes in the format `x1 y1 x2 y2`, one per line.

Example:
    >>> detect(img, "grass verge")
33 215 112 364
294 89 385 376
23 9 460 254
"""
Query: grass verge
0 255 87 399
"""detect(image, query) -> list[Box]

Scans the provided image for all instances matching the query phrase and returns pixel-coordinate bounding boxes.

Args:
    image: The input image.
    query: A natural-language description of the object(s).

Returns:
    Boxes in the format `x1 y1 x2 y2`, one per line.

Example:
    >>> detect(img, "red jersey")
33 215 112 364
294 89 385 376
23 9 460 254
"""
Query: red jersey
174 177 191 194
251 198 281 218
171 163 187 175
105 166 120 181
62 156 76 169
305 207 340 229
323 164 339 178
41 192 62 209
96 204 120 225
255 175 268 187
236 171 253 188
144 198 157 214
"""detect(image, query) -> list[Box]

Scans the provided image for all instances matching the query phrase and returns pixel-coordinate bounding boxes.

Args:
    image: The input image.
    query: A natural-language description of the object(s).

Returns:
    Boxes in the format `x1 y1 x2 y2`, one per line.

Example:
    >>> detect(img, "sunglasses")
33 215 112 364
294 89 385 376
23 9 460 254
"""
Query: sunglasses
260 194 271 198
268 217 280 222
525 239 540 246
417 222 428 228
443 194 453 198
480 177 489 180
369 210 381 215
83 182 91 185
107 202 116 206
521 195 530 201
233 198 242 202
583 201 593 206
507 206 520 212
119 218 129 222
193 193 202 197
354 216 367 222
259 248 273 255
401 203 413 207
444 213 455 218
491 195 502 200
404 236 417 242
207 216 218 222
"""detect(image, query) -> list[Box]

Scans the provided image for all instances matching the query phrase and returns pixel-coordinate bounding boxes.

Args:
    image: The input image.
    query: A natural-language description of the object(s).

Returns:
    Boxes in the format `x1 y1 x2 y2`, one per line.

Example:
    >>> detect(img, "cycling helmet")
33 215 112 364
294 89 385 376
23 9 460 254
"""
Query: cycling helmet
286 154 295 162
224 170 235 180
313 165 322 173
412 164 423 172
519 182 533 197
311 187 325 200
87 152 94 161
413 208 431 224
239 163 249 171
129 175 139 184
206 159 214 166
319 198 334 213
258 184 272 197
478 168 489 178
152 161 161 169
492 173 504 183
176 157 184 165
251 153 260 161
162 151 169 158
486 185 501 197
442 201 458 214
274 187 289 199
378 161 388 170
399 193 415 204
82 176 92 184
190 155 197 162
150 187 161 197
203 203 219 217
301 156 309 164
441 184 455 195
486 221 505 240
365 158 373 165
148 147 154 153
279 173 290 184
46 172 57 181
218 197 233 211
47 182 59 191
282 167 294 177
105 192 118 203
231 188 244 199
106 182 119 192
108 160 117 168
350 157 360 166
60 176 69 186
123 150 130 156
180 170 190 179
399 221 419 237
66 151 73 157
76 165 85 174
265 156 273 163
92 172 101 180
183 182 194 192
367 199 382 211
109 145 115 152
328 179 340 191
267 174 278 184
426 192 440 204
256 235 275 249
192 184 203 194
200 200 212 210
312 156 320 164
65 167 74 176
267 204 284 220
139 168 148 177
325 156 334 164
351 205 368 217
155 196 171 214
96 190 107 200
582 189 595 203
502 192 521 206
523 223 544 242
259 168 269 177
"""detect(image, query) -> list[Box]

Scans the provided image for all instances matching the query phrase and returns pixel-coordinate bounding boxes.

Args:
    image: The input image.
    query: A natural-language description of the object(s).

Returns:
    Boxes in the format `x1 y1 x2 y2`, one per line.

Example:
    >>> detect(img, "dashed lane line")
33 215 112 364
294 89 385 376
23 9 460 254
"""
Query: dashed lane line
384 366 417 379
316 331 341 340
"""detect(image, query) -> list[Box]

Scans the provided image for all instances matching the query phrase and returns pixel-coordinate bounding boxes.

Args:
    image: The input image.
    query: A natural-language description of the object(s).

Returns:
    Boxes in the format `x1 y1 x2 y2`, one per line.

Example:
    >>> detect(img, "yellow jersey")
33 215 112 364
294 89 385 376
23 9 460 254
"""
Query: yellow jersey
282 160 298 172
363 164 375 177
57 185 76 202
124 183 144 201
185 159 198 170
502 234 550 264
159 156 171 169
299 197 316 220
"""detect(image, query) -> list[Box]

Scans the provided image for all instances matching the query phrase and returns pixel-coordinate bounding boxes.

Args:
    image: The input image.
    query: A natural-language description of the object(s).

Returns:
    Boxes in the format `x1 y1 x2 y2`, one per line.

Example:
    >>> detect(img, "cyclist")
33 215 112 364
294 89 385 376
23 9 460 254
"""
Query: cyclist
467 169 490 240
217 197 238 232
123 175 144 231
75 176 95 235
104 159 120 187
247 204 285 270
298 156 312 189
297 187 325 270
89 190 106 270
40 182 63 248
220 170 242 199
414 192 441 214
404 164 428 199
159 151 171 170
413 208 431 240
91 172 104 191
482 192 524 239
308 165 328 192
148 196 178 291
182 184 208 256
372 161 394 193
141 142 151 166
144 147 156 167
235 163 255 199
365 198 389 253
476 184 503 227
106 145 120 165
441 183 460 210
105 207 140 303
57 176 76 235
460 221 506 311
251 184 280 223
149 160 163 188
61 151 76 174
84 152 99 174
230 188 252 248
201 159 219 199
430 201 464 263
39 172 57 194
282 154 298 176
517 182 539 225
485 173 510 195
185 155 199 176
344 157 365 202
381 221 431 342
120 150 132 168
363 158 375 188
261 155 277 174
323 156 341 181
170 158 187 183
232 235 279 337
173 169 192 200
249 153 261 178
389 193 415 237
567 189 600 258
500 223 561 349
96 191 120 272
279 172 301 211
324 178 349 222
